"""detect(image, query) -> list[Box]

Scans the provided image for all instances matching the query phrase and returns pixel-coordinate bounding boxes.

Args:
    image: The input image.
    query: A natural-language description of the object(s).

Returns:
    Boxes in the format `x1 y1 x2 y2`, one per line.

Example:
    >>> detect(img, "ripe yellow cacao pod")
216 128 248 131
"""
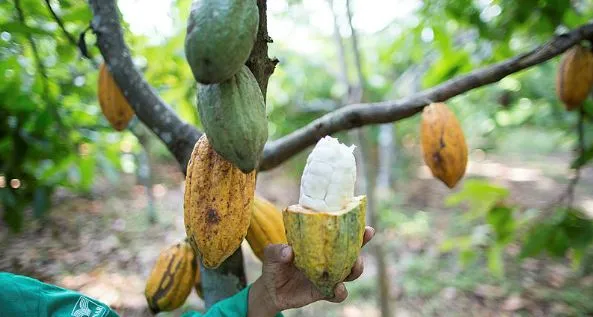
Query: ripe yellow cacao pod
184 134 256 269
283 136 366 297
246 196 287 261
556 44 593 111
420 103 468 188
97 63 135 131
144 240 197 313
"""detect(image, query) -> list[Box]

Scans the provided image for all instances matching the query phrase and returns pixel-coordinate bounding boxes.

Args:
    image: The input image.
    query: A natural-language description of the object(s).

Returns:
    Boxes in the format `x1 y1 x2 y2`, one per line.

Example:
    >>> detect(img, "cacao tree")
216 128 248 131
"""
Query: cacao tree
3 0 593 312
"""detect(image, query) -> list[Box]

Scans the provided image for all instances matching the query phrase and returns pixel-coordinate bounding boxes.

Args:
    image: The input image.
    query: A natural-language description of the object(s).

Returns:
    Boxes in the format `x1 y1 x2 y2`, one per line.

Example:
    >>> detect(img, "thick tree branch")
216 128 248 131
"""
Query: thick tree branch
260 22 593 170
88 0 201 173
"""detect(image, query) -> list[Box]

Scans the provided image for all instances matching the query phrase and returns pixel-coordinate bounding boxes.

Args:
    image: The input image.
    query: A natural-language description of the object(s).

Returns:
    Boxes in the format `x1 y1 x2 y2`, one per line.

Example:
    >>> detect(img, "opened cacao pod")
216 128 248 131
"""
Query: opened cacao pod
144 240 197 313
184 134 256 269
246 196 287 261
283 136 366 298
420 102 468 188
556 44 593 111
97 63 135 131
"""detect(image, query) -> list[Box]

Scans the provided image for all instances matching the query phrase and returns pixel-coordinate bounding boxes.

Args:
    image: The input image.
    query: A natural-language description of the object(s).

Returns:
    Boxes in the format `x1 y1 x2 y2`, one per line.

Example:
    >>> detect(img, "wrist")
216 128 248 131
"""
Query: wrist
248 278 280 317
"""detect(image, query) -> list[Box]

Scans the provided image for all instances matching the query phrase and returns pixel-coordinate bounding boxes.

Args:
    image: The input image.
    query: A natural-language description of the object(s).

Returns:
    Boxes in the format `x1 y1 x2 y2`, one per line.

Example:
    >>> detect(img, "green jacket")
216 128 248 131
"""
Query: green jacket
0 272 282 317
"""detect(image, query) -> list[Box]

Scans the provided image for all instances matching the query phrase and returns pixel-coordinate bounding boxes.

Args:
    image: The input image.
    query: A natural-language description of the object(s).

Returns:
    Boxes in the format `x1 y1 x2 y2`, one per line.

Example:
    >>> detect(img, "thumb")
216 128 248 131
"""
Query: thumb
263 244 293 265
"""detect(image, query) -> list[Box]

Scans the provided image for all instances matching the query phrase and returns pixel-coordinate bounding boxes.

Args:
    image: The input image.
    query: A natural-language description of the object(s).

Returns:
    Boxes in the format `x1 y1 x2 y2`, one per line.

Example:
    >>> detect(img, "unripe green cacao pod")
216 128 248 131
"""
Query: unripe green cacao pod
144 240 197 313
197 66 267 173
185 0 259 84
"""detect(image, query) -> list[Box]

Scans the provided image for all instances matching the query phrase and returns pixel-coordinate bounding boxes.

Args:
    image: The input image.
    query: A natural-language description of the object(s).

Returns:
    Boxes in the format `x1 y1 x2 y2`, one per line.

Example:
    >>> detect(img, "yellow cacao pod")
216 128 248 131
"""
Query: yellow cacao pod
97 63 135 131
420 102 468 188
246 196 288 261
144 240 197 313
556 44 593 111
184 134 256 269
284 196 366 297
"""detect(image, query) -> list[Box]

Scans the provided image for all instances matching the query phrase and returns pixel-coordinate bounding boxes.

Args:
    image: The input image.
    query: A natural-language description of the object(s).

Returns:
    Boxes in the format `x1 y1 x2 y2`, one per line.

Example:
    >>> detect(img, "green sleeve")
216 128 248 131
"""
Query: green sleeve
0 272 120 317
181 284 283 317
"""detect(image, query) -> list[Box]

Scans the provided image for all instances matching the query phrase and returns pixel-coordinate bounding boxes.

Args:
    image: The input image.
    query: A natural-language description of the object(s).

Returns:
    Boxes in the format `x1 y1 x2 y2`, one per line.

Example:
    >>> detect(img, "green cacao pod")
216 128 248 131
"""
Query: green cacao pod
144 240 197 313
197 66 267 173
185 0 259 84
283 136 366 297
556 44 593 111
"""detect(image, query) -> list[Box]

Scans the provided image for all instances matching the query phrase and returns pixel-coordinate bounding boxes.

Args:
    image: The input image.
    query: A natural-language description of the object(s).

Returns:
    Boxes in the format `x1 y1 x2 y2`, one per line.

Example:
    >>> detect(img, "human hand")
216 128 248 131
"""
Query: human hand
248 226 375 317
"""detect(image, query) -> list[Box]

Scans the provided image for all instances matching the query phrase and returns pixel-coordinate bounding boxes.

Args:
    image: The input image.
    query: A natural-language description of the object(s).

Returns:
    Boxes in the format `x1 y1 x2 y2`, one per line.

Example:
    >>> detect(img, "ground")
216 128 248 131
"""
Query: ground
1 150 593 317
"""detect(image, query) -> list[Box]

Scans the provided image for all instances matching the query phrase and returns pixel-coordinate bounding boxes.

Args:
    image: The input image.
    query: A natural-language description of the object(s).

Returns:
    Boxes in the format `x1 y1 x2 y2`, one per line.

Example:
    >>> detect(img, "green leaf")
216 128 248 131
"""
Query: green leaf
571 146 593 169
78 155 95 191
445 179 509 218
486 205 515 244
488 244 505 278
547 230 570 258
562 209 593 249
0 22 53 36
520 224 554 258
460 249 477 266
33 186 50 218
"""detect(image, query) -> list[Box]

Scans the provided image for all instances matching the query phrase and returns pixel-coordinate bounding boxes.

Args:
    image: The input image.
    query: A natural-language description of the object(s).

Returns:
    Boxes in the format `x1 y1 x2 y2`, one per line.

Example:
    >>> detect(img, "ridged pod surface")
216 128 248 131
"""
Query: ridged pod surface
246 196 287 261
197 66 267 173
556 44 593 111
144 240 197 313
420 103 468 188
185 0 259 84
97 63 134 131
283 196 366 297
184 134 256 268
283 136 366 297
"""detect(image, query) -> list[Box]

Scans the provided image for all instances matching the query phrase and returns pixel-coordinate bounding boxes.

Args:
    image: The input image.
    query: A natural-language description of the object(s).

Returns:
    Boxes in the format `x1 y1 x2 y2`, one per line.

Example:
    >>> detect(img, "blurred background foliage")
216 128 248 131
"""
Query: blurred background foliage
2 0 593 315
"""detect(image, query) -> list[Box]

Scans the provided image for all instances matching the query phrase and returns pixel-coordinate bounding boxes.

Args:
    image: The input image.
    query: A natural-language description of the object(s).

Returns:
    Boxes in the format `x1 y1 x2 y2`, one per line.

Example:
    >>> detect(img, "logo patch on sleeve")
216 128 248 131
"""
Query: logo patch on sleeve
71 296 107 317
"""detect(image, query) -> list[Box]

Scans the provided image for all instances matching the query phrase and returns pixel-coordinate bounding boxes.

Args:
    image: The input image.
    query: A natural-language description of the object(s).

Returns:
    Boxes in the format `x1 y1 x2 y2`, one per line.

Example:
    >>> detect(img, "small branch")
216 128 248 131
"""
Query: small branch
88 0 201 172
44 1 77 51
14 0 65 131
45 0 96 63
260 22 593 170
245 0 278 100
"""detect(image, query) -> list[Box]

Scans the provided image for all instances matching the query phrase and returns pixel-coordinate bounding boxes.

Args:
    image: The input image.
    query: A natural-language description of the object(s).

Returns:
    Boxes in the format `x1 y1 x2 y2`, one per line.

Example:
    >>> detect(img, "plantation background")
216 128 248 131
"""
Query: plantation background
2 0 593 316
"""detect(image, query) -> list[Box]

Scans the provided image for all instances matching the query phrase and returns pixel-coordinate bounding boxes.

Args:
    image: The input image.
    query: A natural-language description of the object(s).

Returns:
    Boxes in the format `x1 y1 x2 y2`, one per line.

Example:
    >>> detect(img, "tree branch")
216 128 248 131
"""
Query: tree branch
88 0 201 172
260 22 593 170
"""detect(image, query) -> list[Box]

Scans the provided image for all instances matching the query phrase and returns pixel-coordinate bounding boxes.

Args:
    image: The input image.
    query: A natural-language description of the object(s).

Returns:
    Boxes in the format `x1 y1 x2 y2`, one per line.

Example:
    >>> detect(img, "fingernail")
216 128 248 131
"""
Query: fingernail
281 246 291 259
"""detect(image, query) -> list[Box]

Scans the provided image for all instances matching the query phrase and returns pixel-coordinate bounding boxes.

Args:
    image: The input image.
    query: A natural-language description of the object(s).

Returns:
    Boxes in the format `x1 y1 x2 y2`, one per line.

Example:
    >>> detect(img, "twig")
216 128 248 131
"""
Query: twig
14 0 65 131
44 1 77 49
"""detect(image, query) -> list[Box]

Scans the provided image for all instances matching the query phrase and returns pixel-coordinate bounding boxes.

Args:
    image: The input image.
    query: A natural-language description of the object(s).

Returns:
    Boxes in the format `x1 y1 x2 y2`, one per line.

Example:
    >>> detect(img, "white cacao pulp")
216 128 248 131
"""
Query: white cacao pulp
299 136 356 212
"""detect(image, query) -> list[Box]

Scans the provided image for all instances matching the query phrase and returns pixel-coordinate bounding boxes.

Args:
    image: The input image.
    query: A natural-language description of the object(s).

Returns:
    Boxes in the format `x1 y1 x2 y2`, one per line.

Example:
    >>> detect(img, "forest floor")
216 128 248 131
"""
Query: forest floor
1 151 593 317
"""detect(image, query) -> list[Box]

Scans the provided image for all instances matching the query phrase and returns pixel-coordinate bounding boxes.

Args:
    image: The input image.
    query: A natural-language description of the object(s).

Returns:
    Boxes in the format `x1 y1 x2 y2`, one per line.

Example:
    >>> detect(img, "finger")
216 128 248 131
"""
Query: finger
326 283 348 303
263 244 293 264
344 257 364 281
362 226 375 247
